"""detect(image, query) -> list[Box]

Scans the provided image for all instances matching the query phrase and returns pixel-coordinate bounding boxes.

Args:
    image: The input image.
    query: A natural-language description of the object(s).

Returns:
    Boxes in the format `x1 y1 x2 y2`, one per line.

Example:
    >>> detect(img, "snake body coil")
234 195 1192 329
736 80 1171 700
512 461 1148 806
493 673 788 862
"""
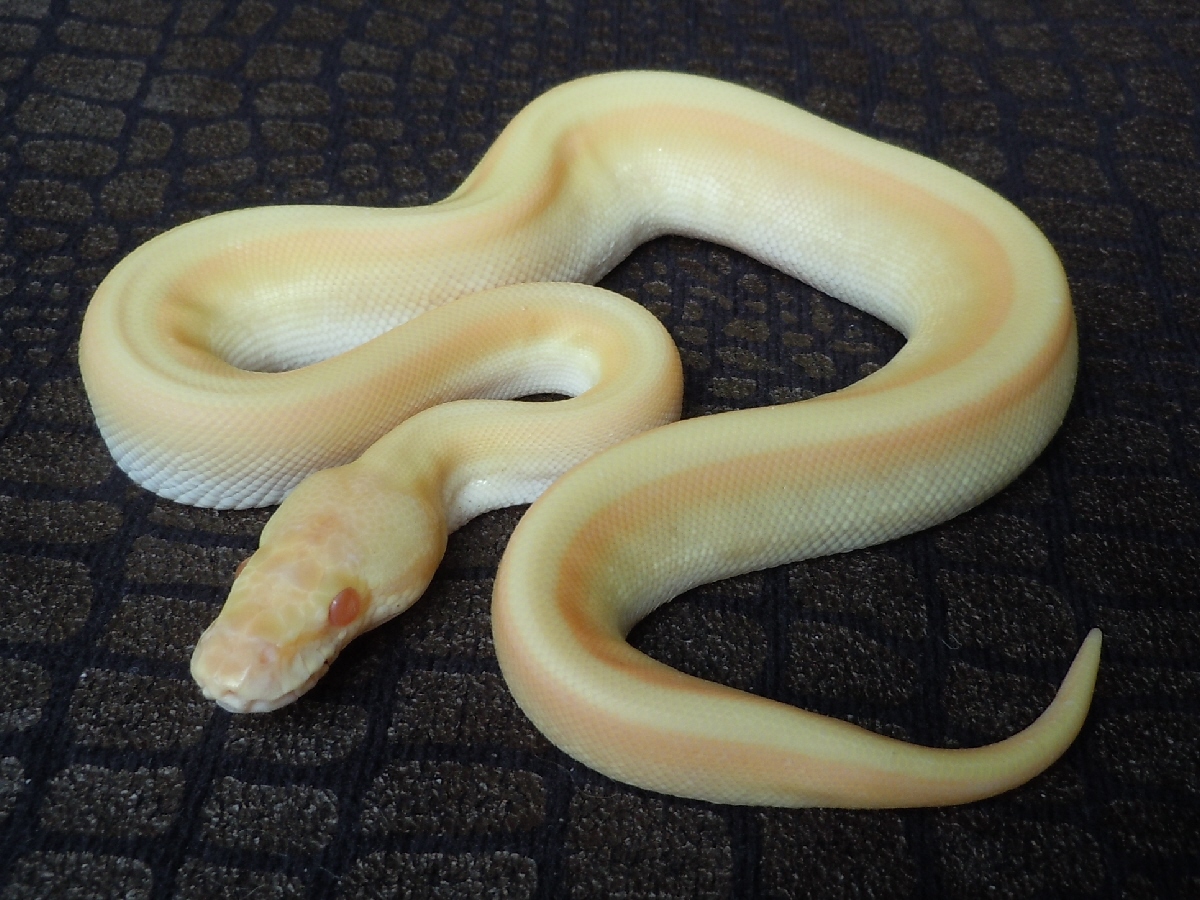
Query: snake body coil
80 71 1099 808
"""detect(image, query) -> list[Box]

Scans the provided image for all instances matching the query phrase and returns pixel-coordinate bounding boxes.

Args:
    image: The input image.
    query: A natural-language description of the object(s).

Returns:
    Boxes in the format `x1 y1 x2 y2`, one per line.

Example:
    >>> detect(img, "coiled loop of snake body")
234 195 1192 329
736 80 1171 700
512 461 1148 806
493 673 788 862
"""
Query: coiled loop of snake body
79 71 1100 808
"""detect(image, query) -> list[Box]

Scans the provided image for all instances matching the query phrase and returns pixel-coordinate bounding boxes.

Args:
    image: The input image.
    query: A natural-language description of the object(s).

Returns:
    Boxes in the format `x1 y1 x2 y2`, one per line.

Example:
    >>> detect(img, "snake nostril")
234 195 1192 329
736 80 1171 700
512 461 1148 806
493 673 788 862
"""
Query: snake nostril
327 587 362 628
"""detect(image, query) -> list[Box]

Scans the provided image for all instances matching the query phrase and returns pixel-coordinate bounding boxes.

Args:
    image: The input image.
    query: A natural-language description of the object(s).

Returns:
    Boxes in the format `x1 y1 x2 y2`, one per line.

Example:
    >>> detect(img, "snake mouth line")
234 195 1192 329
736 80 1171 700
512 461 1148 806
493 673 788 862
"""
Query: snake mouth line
203 663 328 714
200 658 331 714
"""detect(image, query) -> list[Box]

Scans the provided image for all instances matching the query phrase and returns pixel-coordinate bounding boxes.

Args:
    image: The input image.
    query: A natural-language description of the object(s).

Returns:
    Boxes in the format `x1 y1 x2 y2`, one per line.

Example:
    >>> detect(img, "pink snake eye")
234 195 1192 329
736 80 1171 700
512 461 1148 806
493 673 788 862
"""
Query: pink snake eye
327 587 363 628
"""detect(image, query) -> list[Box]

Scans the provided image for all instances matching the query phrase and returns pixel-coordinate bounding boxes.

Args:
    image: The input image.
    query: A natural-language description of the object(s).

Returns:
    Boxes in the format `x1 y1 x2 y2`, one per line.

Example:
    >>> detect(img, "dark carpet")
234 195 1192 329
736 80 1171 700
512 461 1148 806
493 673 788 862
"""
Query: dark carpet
1 0 1198 897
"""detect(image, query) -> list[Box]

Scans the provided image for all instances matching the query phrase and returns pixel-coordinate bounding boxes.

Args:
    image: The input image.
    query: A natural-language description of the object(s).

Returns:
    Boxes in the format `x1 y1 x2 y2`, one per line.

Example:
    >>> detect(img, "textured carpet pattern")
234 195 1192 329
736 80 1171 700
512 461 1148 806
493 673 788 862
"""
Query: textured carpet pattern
1 0 1198 897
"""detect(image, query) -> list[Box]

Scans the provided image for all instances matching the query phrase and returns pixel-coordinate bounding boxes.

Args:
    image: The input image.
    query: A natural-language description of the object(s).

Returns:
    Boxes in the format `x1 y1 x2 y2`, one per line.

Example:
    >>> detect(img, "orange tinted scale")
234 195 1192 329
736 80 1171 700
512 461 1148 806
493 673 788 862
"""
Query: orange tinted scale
235 558 249 578
327 587 362 627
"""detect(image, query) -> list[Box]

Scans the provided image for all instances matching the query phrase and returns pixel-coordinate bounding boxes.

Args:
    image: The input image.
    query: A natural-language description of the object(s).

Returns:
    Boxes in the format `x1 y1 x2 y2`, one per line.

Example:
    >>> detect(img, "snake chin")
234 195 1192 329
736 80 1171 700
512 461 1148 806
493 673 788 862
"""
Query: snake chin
207 660 331 714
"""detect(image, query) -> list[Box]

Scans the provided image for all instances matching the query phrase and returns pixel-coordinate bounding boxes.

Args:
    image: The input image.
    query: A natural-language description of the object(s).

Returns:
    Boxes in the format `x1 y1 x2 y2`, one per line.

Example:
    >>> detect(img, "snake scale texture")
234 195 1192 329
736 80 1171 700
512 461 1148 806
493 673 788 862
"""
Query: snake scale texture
79 71 1101 808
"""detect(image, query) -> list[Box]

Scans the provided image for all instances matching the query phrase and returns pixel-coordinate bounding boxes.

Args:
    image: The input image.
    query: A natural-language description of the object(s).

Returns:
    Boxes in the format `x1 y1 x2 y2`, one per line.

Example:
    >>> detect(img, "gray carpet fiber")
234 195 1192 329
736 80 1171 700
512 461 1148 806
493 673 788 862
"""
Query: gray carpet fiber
1 0 1198 897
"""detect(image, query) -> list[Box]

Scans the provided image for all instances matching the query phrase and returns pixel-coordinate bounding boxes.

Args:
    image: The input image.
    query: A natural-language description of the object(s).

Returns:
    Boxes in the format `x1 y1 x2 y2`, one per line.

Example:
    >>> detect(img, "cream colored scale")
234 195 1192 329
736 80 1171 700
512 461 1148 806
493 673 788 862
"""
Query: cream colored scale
79 71 1099 808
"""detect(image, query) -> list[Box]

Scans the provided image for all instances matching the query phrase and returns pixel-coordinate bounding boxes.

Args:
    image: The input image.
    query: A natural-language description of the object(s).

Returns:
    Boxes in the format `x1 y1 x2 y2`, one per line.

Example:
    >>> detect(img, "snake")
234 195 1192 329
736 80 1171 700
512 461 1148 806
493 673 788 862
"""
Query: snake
79 71 1101 808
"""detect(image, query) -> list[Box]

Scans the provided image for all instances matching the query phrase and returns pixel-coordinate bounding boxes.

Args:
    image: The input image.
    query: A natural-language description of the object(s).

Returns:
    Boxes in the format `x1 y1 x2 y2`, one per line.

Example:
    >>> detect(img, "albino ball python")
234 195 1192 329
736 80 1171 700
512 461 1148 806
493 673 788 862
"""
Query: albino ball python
79 71 1101 808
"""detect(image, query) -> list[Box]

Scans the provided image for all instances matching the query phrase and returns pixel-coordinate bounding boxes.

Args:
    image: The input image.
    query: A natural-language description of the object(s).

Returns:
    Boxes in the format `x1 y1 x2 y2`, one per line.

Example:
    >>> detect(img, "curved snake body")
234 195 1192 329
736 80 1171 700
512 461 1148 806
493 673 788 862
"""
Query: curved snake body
79 71 1100 808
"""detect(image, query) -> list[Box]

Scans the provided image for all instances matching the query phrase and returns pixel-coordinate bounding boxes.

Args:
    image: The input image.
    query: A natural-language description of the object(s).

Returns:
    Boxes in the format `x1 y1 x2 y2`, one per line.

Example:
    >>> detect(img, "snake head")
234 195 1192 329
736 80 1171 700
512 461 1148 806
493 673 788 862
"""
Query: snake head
190 463 447 713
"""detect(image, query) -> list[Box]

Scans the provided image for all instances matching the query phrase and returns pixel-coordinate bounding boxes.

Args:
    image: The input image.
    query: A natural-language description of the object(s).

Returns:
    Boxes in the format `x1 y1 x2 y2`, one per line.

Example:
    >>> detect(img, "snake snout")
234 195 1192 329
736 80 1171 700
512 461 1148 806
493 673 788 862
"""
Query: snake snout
190 622 294 713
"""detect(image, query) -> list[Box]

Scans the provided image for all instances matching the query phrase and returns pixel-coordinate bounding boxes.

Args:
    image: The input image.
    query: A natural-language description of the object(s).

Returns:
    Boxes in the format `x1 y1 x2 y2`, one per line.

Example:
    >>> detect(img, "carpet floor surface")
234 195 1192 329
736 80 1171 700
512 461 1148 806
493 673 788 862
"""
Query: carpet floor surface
1 0 1198 897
